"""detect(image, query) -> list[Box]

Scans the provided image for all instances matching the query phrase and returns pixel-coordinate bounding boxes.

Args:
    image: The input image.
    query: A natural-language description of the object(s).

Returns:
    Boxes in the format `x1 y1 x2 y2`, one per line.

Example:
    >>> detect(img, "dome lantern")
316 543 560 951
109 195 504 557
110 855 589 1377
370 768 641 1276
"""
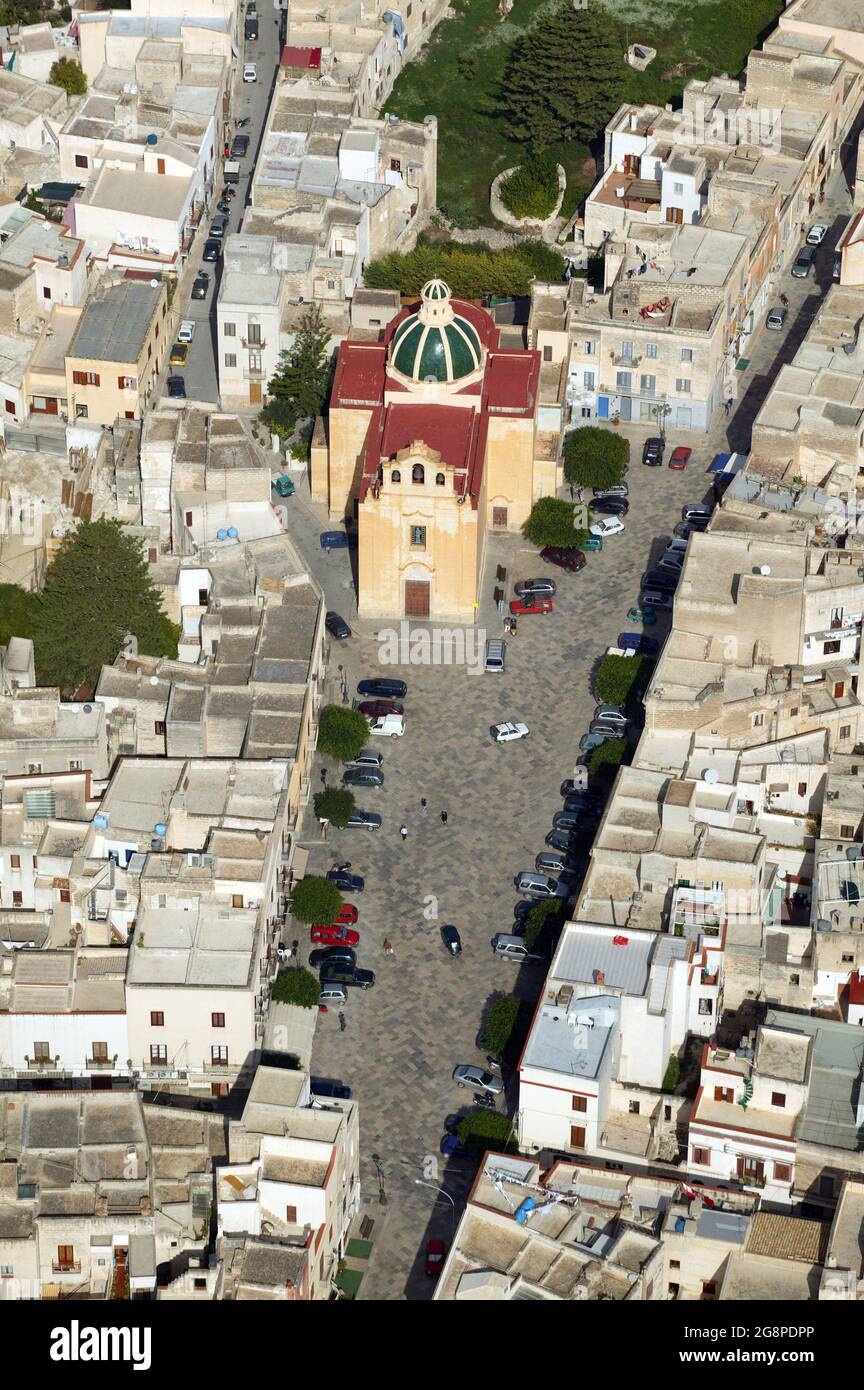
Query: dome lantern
389 280 483 384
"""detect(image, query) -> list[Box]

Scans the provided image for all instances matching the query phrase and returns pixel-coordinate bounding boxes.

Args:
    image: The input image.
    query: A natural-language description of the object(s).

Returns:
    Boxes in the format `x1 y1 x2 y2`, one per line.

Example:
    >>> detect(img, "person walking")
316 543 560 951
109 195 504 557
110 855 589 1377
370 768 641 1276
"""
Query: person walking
383 939 396 958
338 1012 346 1032
441 810 448 825
399 824 408 841
420 797 427 812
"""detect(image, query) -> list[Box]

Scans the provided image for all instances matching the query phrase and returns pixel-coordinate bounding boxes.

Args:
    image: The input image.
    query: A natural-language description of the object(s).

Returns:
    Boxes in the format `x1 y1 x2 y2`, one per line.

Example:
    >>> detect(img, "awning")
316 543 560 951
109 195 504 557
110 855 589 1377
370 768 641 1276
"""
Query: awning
709 452 745 476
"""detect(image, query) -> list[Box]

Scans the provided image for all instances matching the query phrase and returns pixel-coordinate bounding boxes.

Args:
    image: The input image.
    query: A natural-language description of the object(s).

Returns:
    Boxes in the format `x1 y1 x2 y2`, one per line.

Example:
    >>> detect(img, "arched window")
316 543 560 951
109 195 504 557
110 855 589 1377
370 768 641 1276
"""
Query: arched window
391 469 401 483
435 472 445 486
412 464 425 484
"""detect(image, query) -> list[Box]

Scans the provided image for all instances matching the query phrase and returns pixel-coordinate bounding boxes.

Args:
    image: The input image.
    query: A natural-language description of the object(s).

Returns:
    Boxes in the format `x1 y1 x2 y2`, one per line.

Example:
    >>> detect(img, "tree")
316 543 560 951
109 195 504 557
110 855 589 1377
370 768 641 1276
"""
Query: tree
49 57 86 97
500 4 626 152
587 736 628 779
564 427 628 490
289 875 343 925
595 653 646 707
363 237 565 300
272 967 321 1009
456 1111 518 1155
662 1055 681 1093
313 787 355 828
259 396 296 440
525 899 564 952
0 584 38 649
499 152 560 221
31 518 178 693
267 303 332 423
522 496 588 550
481 995 520 1059
317 705 369 762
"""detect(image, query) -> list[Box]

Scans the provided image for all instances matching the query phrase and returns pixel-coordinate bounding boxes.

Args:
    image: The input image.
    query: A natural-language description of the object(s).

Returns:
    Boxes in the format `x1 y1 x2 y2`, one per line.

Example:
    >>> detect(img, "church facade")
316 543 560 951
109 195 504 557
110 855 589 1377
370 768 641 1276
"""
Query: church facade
311 279 552 621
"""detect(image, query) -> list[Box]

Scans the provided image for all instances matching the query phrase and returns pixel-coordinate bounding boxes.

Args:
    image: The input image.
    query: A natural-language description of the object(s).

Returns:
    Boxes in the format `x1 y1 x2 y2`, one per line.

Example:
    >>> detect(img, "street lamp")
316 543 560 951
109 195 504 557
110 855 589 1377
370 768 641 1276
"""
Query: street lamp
370 1152 388 1207
414 1178 456 1237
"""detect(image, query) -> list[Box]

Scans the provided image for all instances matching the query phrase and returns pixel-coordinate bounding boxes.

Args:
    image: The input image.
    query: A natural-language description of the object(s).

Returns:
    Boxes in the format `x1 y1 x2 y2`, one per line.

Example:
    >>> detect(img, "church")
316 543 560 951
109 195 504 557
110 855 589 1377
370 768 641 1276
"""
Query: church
311 279 553 621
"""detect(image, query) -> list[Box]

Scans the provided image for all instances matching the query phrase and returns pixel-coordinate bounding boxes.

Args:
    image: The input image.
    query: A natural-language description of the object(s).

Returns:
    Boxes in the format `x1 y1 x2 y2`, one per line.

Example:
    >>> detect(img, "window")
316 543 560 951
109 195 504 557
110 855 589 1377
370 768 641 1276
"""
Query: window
150 1044 167 1063
247 323 262 345
628 1100 640 1114
390 158 401 173
193 1277 207 1290
224 353 237 368
224 323 236 337
834 681 846 699
616 371 631 392
620 341 633 361
646 342 657 358
232 894 243 909
68 760 82 772
774 1162 792 1182
675 378 691 393
91 1042 108 1061
492 506 508 528
583 370 595 390
198 588 208 605
738 1156 764 1181
771 1091 786 1108
570 1125 586 1149
669 1259 680 1270
841 826 855 841
157 158 165 175
150 1011 164 1027
56 1246 75 1270
819 1175 835 1198
798 782 807 797
410 525 426 549
75 154 89 169
75 405 88 418
571 1095 587 1113
286 1205 298 1223
211 1012 225 1028
789 706 798 716
823 640 841 655
10 854 20 869
33 1042 51 1061
752 713 764 727
211 1045 228 1064
248 350 262 373
714 1086 734 1103
702 1281 717 1299
681 348 693 362
391 469 401 483
585 340 596 355
435 472 445 485
692 1147 710 1166
154 721 165 736
117 375 136 390
663 1103 672 1122
673 181 684 195
698 997 713 1015
841 724 852 741
640 374 656 394
43 286 51 300
12 891 22 907
411 464 425 484
72 370 100 386
542 344 553 363
185 511 193 527
842 952 854 963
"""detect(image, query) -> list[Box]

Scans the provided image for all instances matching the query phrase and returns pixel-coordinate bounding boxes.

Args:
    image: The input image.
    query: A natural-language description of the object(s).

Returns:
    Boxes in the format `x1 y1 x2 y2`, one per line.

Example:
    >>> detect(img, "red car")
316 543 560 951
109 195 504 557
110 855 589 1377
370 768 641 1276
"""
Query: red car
357 699 404 717
425 1238 446 1277
509 596 554 616
668 446 692 471
540 546 586 572
310 923 360 946
322 903 358 926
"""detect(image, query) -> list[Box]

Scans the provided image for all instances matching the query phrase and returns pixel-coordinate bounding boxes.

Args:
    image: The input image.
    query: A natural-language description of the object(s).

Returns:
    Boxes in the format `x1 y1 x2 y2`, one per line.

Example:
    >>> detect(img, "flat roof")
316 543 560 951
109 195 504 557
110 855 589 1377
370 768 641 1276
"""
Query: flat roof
68 278 162 365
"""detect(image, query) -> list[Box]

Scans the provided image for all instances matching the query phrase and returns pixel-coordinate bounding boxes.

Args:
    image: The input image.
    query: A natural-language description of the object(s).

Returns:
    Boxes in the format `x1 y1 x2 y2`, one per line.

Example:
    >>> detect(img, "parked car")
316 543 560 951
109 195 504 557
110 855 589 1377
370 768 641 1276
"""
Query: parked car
589 496 629 516
341 767 384 789
553 810 591 832
491 933 544 963
316 904 358 928
590 516 625 538
202 238 221 262
668 446 692 471
310 1078 352 1100
540 546 585 571
766 306 787 331
627 605 656 625
513 871 567 899
209 214 228 238
217 197 232 216
439 1133 469 1161
617 632 660 655
641 590 674 611
357 699 404 718
169 342 188 366
191 273 209 299
658 553 684 574
176 320 196 344
319 962 375 989
273 475 295 498
641 569 679 593
310 924 359 946
514 577 556 598
243 62 257 81
642 436 664 466
166 375 186 398
319 985 347 1006
425 1236 448 1274
592 705 628 728
343 809 382 830
833 253 842 282
593 484 629 499
325 611 351 640
320 529 353 550
589 718 627 737
440 924 462 956
309 945 356 969
673 520 704 540
583 535 603 552
509 595 553 616
231 135 249 157
682 503 713 522
563 794 601 816
792 245 815 278
326 868 364 892
545 828 579 852
357 678 407 699
368 714 404 737
806 223 828 245
452 1064 504 1095
344 751 383 771
536 850 569 874
579 731 615 753
491 721 529 743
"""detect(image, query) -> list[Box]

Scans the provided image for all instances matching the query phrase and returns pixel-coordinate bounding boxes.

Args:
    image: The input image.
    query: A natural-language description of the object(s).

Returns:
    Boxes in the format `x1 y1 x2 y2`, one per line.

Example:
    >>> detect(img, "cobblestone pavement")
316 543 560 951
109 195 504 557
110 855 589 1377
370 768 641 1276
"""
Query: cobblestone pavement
271 160 858 1303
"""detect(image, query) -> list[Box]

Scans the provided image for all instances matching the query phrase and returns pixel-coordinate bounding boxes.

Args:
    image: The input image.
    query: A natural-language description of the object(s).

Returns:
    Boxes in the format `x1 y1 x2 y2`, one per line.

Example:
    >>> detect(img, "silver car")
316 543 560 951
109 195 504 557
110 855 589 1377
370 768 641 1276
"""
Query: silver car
345 751 383 770
452 1064 504 1095
593 705 628 728
514 871 568 898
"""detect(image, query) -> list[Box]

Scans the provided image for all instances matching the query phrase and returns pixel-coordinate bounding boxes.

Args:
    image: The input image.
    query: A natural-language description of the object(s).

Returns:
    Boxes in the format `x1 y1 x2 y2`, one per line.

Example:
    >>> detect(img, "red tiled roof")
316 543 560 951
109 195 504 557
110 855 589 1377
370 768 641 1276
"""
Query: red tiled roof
281 45 321 68
331 341 387 408
380 404 476 469
484 351 539 416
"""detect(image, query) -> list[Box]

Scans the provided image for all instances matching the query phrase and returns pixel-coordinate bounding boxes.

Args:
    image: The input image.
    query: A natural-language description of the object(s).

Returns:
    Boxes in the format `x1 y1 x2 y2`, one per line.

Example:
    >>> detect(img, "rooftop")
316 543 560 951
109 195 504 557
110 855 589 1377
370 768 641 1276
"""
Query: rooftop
67 277 163 365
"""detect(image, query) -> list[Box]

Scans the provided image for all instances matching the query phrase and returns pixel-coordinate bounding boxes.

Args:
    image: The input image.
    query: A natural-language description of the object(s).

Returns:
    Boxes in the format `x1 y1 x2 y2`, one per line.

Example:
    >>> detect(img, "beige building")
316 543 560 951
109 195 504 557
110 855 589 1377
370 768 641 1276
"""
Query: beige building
64 274 169 424
315 279 548 621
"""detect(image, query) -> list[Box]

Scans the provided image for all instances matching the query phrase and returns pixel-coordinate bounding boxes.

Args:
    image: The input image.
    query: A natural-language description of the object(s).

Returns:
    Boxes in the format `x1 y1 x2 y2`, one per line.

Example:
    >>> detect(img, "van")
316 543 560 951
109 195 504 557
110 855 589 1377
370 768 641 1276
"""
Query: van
368 713 404 737
245 17 258 39
491 933 544 963
484 638 506 673
223 160 241 184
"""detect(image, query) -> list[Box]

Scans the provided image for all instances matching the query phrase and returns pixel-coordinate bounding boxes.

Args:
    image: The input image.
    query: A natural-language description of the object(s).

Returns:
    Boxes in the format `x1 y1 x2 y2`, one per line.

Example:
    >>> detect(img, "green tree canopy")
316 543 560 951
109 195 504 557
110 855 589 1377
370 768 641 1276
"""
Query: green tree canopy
662 1055 682 1093
49 57 86 96
31 518 178 694
481 994 520 1059
317 705 369 762
313 786 356 828
0 584 38 649
456 1111 518 1155
363 237 565 300
498 153 560 221
587 736 628 780
594 653 648 707
564 427 628 490
272 968 321 1009
289 875 343 925
524 899 564 952
267 303 332 425
523 496 589 550
500 4 626 151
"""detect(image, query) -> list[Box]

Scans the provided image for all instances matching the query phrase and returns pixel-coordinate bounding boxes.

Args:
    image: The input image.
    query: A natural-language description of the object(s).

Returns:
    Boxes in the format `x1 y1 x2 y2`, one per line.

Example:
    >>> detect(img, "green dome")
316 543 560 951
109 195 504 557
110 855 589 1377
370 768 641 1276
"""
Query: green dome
389 279 483 383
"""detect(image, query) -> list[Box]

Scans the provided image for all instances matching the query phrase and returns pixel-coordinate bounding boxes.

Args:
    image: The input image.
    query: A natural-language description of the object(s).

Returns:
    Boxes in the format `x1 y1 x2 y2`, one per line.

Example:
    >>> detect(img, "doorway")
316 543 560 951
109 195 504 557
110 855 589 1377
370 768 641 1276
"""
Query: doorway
404 579 430 617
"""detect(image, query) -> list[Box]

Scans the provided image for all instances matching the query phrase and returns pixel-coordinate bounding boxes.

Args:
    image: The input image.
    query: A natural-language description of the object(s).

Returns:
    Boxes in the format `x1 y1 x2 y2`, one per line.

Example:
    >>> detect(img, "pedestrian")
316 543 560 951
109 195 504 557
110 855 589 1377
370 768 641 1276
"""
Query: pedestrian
399 824 408 840
338 1011 346 1032
383 939 395 958
441 810 448 825
325 543 331 556
420 797 427 812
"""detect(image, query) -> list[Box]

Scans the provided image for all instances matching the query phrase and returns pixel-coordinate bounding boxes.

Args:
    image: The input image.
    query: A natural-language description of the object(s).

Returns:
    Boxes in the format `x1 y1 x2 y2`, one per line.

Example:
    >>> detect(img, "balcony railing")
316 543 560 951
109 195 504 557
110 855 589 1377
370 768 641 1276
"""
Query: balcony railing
53 1261 82 1274
26 1057 58 1070
86 1057 117 1069
244 367 266 380
242 337 266 350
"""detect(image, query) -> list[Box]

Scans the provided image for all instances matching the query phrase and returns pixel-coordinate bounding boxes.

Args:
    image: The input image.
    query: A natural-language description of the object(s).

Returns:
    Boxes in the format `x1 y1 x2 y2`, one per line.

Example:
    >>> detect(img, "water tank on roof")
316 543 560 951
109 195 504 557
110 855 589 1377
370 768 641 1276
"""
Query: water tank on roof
94 813 109 829
217 528 228 540
154 823 167 837
227 527 238 539
146 134 158 145
82 703 92 713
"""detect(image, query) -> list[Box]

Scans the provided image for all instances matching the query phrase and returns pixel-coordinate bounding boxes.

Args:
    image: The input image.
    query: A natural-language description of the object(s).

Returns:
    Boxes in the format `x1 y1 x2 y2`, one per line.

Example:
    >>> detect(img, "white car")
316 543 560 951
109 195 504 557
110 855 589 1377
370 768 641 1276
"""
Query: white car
177 320 196 345
590 516 625 538
491 720 529 743
806 223 828 246
368 713 404 737
243 62 257 82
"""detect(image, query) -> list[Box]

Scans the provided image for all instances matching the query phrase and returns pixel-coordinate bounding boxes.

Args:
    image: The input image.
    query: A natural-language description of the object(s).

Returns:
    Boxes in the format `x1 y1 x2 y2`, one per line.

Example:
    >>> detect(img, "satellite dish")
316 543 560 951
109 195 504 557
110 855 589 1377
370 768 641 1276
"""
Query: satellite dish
149 675 159 686
759 565 771 575
702 768 719 784
150 278 159 288
82 703 92 713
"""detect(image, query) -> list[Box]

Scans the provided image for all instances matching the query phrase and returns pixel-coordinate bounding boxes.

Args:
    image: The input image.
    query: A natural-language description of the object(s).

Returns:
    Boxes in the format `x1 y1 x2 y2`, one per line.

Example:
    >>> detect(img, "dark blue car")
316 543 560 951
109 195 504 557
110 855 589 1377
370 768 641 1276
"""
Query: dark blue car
357 678 407 700
617 632 659 655
327 868 365 893
320 530 354 550
440 1133 471 1159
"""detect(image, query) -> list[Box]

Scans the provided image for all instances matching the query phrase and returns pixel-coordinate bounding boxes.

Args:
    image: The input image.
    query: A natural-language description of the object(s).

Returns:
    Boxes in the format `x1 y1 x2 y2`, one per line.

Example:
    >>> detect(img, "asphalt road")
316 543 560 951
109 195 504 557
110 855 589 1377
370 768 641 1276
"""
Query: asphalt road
160 4 284 406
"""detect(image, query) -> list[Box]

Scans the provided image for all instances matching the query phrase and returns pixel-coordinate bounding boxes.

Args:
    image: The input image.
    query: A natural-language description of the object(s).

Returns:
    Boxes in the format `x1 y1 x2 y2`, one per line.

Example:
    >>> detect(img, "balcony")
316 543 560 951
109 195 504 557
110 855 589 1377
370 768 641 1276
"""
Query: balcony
86 1056 117 1070
242 336 266 350
612 352 641 367
243 367 266 381
25 1057 58 1070
53 1261 82 1274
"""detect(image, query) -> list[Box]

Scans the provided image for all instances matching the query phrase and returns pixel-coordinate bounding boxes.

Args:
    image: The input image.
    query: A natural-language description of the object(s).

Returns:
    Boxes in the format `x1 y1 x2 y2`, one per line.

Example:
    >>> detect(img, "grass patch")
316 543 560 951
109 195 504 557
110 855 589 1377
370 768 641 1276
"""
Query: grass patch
387 0 784 227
